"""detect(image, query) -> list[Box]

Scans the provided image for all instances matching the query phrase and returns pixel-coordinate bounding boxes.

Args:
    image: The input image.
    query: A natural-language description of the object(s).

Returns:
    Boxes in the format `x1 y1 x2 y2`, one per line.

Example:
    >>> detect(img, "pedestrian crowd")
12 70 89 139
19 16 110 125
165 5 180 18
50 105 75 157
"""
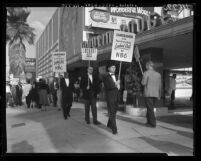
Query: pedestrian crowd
6 60 163 135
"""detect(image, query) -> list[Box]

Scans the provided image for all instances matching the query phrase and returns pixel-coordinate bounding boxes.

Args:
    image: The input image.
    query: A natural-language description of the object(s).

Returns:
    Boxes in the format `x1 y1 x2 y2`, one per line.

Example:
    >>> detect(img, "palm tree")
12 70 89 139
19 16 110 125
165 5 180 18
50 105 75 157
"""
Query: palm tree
6 7 36 77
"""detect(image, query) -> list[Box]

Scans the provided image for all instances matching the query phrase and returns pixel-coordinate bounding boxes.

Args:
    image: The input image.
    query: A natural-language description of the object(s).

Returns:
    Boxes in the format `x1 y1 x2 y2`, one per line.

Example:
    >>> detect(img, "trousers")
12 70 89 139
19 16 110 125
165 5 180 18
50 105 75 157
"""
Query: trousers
145 97 157 126
84 95 97 123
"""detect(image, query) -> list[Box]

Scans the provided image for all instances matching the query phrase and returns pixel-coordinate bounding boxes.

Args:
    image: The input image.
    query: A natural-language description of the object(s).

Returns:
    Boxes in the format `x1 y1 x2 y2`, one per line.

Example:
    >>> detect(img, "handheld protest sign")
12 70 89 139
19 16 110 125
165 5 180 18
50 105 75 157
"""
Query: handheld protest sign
52 52 67 73
81 48 97 61
111 30 135 81
111 30 135 63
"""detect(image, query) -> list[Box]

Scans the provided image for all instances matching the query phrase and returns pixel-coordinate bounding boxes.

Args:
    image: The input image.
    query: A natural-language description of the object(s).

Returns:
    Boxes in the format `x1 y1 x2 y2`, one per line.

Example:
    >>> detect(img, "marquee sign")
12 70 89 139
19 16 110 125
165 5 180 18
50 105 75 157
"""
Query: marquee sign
83 5 192 50
110 7 151 17
86 8 139 30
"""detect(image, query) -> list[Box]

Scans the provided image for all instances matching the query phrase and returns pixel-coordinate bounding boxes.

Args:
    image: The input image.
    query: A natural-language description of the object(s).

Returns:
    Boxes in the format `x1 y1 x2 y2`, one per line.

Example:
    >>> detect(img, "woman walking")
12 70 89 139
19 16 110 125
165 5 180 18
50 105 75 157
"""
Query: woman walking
38 79 49 111
29 81 39 108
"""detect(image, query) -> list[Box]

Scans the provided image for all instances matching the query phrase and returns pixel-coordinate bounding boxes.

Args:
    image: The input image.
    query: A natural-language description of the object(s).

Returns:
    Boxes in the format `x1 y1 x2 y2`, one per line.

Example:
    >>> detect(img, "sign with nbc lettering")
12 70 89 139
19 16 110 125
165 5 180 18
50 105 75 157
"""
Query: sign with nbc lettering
52 52 66 73
111 30 135 62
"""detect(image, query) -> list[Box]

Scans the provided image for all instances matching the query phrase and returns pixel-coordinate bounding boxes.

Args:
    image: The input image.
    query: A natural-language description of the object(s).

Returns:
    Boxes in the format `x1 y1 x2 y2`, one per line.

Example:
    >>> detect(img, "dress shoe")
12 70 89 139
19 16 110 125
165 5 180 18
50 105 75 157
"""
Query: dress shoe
145 123 156 128
93 121 101 125
112 130 118 135
107 124 112 129
86 121 90 124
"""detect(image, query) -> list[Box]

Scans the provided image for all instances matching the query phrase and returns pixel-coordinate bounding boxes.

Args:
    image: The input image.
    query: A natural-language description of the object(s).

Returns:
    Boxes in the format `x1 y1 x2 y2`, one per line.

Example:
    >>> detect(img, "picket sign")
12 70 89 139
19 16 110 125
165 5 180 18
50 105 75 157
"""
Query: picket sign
52 52 67 73
111 30 136 80
111 30 135 63
81 48 97 61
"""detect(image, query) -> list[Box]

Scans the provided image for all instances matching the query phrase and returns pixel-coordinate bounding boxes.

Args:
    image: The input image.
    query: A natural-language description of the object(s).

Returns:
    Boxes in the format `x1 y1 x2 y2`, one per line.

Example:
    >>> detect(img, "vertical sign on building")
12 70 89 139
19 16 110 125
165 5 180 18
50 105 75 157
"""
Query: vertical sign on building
52 52 67 73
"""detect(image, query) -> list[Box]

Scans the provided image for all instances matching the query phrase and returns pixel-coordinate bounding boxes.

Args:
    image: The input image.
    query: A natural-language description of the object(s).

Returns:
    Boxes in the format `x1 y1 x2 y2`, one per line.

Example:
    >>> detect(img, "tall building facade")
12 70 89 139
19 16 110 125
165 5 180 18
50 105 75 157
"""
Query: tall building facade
35 8 60 78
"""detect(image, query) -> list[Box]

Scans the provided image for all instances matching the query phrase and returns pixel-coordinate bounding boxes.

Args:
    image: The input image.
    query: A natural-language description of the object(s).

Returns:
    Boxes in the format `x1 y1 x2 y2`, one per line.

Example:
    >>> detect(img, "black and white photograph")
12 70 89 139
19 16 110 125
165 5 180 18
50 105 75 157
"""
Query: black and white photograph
1 3 196 157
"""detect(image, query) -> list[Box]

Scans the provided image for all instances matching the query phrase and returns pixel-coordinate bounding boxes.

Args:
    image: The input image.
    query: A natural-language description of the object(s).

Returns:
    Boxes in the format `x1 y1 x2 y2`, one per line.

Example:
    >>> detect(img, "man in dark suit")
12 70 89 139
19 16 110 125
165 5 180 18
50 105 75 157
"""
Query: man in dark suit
80 66 102 125
60 72 75 120
102 61 120 135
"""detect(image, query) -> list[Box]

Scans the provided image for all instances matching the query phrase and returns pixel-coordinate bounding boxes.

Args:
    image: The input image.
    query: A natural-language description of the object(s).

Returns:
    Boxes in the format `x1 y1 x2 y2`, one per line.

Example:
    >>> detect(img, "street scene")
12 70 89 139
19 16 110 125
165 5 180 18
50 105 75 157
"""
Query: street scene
7 102 193 155
5 5 194 156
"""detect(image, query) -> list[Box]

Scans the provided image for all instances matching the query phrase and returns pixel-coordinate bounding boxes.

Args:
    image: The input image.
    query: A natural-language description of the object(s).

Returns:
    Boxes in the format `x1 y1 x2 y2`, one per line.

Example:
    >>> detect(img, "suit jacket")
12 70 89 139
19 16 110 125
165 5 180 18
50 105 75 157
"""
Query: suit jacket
102 73 119 102
80 74 101 100
60 77 75 104
141 69 161 98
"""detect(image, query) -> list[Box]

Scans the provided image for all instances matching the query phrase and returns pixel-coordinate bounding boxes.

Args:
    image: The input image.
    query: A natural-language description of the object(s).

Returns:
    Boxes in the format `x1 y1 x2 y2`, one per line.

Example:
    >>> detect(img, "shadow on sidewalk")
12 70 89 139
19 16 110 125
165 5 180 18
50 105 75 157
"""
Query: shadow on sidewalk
157 114 193 129
158 126 193 139
139 136 193 156
102 113 147 127
7 107 117 153
11 140 34 153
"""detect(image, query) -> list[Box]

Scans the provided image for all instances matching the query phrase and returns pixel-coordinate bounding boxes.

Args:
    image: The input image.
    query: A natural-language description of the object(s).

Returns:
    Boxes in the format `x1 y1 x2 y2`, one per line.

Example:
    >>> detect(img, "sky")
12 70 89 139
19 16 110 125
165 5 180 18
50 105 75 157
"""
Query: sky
6 7 57 67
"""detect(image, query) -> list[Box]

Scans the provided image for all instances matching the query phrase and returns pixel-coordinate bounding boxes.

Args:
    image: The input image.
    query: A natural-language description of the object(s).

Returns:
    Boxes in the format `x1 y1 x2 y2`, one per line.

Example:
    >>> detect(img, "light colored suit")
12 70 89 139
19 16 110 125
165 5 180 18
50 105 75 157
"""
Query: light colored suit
141 68 161 127
141 69 161 98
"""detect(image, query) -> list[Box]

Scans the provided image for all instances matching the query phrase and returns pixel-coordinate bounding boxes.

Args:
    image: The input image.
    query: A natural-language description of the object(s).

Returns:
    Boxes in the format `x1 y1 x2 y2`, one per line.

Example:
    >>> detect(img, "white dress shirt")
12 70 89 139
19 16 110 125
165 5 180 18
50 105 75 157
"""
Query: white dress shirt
65 78 69 87
109 73 116 83
6 85 11 93
23 84 32 96
88 74 93 83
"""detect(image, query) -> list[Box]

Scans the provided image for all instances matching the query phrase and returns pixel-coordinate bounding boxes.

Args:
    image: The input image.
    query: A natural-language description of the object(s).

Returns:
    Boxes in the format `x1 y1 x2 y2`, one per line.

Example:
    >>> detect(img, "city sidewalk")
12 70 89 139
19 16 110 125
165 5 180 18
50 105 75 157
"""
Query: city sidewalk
6 102 193 155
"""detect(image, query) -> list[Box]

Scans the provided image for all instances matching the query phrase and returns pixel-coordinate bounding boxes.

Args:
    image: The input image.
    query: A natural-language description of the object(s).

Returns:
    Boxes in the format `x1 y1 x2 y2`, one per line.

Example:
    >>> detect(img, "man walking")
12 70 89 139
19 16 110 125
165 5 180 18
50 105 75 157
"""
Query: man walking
80 66 102 125
59 72 74 120
23 80 32 108
102 61 120 135
141 61 161 128
169 74 177 109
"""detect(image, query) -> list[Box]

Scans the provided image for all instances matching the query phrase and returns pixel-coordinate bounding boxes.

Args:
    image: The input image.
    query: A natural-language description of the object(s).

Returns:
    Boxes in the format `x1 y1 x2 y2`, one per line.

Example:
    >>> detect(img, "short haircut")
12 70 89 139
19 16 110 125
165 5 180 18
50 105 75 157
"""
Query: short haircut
146 61 154 67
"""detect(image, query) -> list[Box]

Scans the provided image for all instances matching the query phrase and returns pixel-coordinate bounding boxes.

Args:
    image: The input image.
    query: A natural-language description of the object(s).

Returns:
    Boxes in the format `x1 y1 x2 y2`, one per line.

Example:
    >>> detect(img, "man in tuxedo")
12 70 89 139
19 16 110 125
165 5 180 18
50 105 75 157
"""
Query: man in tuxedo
102 61 120 135
60 72 75 119
80 66 102 125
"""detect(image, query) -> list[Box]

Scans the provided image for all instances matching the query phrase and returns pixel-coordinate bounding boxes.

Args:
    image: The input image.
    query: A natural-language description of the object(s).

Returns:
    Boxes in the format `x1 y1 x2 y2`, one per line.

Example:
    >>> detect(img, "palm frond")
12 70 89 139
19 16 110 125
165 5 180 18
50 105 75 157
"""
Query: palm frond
7 7 35 49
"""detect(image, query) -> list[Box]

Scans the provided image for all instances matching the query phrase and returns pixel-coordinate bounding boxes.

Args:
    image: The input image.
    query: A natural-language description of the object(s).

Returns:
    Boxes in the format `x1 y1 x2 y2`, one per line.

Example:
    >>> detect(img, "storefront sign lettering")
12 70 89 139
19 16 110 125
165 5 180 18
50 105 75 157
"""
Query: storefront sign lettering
110 7 151 16
83 5 193 49
163 4 192 12
90 10 110 23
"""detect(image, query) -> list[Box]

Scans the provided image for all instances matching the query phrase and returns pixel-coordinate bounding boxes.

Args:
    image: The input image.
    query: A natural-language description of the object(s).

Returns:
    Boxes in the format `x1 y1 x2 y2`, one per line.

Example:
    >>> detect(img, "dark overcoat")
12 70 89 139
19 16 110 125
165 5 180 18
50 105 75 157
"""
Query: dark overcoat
80 74 101 100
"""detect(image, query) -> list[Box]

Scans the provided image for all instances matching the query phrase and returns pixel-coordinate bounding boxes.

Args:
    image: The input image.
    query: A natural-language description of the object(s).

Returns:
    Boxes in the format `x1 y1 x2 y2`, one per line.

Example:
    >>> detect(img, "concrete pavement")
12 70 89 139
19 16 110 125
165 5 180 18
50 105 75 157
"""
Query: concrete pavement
6 102 193 155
